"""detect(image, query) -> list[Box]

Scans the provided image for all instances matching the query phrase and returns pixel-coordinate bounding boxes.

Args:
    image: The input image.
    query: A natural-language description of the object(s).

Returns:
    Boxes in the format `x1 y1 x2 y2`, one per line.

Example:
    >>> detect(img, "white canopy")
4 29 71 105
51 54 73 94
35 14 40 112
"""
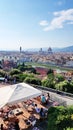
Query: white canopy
0 83 42 108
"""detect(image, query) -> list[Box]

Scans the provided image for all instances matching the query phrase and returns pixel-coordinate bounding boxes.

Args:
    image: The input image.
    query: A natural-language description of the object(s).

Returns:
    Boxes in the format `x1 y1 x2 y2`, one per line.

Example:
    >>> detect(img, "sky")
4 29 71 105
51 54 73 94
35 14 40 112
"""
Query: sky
0 0 73 51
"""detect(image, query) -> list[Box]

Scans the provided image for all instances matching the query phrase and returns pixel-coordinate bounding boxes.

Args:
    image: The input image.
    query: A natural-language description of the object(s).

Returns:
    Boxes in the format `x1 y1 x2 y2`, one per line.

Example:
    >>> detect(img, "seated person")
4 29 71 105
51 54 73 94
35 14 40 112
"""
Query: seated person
46 93 50 104
1 124 3 130
41 94 46 104
34 104 40 113
3 112 9 121
8 123 15 130
25 100 35 107
14 121 20 130
32 127 40 130
28 115 36 126
39 108 48 118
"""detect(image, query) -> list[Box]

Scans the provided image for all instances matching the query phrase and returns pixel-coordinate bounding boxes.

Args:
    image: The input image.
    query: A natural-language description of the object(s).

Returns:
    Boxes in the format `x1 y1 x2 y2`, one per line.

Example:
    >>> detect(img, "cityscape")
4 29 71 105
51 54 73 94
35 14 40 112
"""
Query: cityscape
0 0 73 130
0 46 73 70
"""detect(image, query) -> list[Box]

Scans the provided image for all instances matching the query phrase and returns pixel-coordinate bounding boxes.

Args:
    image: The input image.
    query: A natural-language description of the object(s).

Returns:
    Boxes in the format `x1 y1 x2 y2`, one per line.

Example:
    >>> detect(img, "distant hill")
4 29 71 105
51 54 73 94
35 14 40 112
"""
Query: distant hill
53 46 73 52
25 46 73 52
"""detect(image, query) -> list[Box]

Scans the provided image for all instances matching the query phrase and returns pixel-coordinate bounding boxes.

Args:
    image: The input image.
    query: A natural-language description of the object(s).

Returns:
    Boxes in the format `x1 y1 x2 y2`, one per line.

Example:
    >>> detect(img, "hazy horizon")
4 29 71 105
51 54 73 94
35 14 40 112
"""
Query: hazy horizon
0 45 73 51
0 0 73 50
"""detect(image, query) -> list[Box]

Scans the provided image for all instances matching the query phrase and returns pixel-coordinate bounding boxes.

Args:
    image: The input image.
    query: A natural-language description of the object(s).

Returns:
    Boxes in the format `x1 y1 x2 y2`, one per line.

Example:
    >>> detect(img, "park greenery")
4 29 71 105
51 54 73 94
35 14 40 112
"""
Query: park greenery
0 63 73 93
47 105 73 130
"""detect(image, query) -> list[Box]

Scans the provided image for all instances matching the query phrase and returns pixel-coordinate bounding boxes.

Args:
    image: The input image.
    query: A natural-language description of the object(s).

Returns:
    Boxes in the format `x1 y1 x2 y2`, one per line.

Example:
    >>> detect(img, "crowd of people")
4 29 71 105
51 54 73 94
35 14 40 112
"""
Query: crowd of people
0 93 50 130
34 93 50 119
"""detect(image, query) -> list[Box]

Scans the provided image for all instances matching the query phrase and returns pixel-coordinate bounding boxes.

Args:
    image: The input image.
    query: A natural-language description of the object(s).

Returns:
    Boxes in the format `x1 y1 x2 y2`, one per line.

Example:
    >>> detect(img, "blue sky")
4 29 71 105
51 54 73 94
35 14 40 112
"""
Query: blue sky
0 0 73 50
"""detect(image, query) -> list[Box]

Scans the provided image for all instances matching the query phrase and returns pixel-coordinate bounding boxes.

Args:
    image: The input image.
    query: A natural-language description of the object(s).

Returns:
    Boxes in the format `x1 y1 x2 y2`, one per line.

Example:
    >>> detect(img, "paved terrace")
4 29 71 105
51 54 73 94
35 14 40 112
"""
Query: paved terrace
48 91 73 106
33 85 73 106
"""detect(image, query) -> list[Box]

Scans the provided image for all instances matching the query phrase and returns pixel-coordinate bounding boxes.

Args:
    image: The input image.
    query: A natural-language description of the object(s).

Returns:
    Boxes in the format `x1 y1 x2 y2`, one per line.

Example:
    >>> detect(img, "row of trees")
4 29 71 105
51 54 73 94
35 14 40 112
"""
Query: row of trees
0 64 73 93
42 73 73 93
0 64 41 85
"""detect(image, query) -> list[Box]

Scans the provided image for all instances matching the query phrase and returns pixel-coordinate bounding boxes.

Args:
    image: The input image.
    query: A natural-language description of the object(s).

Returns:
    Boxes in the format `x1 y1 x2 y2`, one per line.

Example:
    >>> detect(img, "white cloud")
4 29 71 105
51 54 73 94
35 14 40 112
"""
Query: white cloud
53 10 66 16
39 20 48 26
40 8 73 31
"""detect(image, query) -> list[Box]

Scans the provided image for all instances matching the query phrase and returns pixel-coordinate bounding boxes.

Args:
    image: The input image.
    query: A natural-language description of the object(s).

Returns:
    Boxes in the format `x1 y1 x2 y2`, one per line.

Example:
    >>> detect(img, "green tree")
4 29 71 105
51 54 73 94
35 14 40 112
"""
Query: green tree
24 77 41 85
47 69 53 75
30 68 36 74
9 69 21 76
55 80 68 91
55 80 73 93
47 106 73 130
55 74 65 82
0 70 6 77
42 78 55 89
18 66 25 71
42 73 55 88
47 73 54 80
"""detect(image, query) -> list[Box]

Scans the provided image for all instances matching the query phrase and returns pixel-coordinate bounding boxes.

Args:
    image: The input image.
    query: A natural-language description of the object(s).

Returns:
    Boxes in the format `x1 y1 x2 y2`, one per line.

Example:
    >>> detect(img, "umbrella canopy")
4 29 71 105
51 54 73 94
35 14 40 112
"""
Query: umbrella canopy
0 83 42 108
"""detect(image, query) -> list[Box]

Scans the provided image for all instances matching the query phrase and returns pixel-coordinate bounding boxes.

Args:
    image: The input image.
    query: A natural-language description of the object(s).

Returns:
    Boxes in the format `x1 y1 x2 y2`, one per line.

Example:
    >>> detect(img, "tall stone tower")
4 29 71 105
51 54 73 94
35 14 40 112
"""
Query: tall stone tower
20 46 22 53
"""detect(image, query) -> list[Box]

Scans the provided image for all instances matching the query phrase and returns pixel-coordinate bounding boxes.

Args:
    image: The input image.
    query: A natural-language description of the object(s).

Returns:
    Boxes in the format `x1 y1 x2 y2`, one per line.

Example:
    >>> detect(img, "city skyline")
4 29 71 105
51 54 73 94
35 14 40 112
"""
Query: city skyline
0 0 73 50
